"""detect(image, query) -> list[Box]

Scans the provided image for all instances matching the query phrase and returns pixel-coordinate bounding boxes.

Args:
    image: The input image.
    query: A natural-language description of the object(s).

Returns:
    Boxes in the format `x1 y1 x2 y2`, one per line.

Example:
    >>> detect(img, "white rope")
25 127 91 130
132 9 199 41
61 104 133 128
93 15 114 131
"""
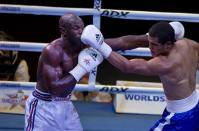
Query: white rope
0 41 151 56
0 4 98 16
0 4 199 22
93 0 102 29
101 9 199 23
0 41 47 52
1 81 198 94
0 81 163 94
117 48 151 57
89 0 102 89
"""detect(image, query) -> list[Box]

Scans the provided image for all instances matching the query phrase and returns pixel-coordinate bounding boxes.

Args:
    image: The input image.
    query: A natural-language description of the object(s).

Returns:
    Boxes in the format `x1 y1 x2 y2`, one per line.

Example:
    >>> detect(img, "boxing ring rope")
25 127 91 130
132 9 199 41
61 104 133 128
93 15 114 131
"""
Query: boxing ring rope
0 41 47 52
0 1 199 94
0 41 151 56
0 81 164 94
88 0 102 90
1 4 199 22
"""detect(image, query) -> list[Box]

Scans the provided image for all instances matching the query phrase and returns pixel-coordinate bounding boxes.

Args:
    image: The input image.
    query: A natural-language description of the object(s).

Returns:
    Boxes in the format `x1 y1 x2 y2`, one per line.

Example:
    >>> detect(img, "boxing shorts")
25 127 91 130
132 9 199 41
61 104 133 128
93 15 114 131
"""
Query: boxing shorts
150 90 199 131
24 89 83 131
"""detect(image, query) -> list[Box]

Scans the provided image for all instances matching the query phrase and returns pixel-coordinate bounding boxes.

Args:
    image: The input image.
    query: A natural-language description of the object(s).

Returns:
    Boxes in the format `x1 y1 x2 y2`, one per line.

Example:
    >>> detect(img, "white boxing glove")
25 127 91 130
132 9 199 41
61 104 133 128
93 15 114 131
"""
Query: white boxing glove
69 48 103 82
169 21 185 40
81 25 112 58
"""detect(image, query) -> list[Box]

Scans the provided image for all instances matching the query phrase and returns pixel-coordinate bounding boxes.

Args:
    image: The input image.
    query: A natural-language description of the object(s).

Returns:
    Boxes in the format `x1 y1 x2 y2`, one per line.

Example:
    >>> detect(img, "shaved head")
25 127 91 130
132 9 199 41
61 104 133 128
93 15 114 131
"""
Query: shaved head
58 13 84 46
59 13 83 29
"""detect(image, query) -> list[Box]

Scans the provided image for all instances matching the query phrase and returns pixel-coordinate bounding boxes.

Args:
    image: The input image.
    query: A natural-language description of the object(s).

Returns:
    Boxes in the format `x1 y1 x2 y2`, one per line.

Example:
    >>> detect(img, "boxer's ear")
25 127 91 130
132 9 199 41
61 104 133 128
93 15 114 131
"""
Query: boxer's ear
165 41 173 50
59 27 67 36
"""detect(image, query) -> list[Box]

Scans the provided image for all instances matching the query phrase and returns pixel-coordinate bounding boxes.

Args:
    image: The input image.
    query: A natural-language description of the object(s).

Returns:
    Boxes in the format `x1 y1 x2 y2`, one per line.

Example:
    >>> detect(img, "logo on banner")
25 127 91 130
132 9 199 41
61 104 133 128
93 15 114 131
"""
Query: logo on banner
125 94 165 102
99 86 129 93
2 90 28 109
101 10 129 18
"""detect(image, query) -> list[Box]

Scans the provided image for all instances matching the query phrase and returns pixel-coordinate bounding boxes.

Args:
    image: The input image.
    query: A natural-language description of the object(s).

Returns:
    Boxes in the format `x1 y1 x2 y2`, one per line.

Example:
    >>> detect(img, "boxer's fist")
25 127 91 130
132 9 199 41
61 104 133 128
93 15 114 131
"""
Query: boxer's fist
81 25 112 58
169 21 185 40
81 25 104 49
78 48 103 72
69 48 103 82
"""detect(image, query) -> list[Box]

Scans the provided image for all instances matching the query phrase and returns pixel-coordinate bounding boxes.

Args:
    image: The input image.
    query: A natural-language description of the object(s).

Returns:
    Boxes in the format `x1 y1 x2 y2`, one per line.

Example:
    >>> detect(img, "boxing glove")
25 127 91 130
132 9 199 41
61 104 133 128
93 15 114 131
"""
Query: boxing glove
169 21 185 40
69 48 103 82
81 25 112 58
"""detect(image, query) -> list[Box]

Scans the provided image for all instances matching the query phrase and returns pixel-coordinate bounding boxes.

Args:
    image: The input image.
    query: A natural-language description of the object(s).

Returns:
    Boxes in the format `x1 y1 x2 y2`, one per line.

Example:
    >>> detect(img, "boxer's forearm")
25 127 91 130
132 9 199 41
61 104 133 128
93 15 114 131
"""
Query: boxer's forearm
107 51 153 75
49 75 77 97
106 51 132 73
105 34 148 51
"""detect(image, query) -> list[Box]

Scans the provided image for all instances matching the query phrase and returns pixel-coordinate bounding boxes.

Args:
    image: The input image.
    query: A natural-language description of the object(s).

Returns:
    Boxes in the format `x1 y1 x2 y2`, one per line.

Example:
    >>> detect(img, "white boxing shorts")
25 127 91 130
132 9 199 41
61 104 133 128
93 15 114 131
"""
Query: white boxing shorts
24 89 83 131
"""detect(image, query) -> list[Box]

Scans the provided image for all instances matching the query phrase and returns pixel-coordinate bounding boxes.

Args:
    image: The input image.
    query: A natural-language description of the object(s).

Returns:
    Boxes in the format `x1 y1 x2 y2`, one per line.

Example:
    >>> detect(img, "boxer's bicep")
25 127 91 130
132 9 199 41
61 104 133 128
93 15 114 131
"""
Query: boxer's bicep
146 57 172 75
129 57 170 76
42 48 62 88
42 61 59 89
128 59 155 75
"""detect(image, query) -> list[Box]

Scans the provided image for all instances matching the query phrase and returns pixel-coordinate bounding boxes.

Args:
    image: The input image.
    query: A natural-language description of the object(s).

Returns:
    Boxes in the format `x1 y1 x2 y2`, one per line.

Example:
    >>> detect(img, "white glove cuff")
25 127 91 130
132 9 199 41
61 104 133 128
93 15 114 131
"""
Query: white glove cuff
69 64 87 82
99 42 112 58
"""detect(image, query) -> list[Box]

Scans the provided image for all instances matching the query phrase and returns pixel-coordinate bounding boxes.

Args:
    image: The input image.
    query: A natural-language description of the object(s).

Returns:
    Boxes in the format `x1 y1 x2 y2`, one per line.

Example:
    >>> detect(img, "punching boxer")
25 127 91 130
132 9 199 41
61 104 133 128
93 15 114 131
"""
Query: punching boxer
81 21 199 130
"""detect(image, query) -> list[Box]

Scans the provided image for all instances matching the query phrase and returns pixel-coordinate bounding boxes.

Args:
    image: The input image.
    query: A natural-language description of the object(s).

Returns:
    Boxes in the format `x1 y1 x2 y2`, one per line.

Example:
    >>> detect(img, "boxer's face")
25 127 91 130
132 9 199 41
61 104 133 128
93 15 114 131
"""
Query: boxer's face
148 35 165 57
69 21 84 39
67 21 84 47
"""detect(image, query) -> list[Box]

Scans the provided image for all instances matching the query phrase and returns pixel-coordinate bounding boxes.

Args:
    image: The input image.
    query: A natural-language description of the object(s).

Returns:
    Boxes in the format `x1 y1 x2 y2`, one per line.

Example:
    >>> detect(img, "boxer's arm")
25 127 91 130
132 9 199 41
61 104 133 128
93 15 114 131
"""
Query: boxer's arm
81 25 148 58
105 34 149 51
43 65 76 97
107 51 171 76
104 21 185 51
42 47 76 97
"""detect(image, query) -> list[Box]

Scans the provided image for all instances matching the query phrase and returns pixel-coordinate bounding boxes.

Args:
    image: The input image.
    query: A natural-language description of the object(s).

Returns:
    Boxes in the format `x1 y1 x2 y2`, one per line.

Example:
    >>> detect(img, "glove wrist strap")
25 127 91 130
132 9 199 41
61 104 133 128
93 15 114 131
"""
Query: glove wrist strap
99 42 112 58
69 64 87 82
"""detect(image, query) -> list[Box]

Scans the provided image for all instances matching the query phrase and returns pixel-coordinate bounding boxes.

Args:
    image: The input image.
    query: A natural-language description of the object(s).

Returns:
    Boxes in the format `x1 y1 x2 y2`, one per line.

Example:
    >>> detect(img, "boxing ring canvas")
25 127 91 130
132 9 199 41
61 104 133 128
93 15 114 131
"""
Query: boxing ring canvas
0 101 161 131
0 101 199 131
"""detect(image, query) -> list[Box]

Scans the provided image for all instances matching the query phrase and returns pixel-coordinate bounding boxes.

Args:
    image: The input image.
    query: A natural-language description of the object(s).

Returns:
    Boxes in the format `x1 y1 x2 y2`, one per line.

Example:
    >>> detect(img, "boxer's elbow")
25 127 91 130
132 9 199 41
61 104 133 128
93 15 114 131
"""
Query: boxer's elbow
48 87 60 96
50 79 76 96
49 86 72 97
48 84 61 96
